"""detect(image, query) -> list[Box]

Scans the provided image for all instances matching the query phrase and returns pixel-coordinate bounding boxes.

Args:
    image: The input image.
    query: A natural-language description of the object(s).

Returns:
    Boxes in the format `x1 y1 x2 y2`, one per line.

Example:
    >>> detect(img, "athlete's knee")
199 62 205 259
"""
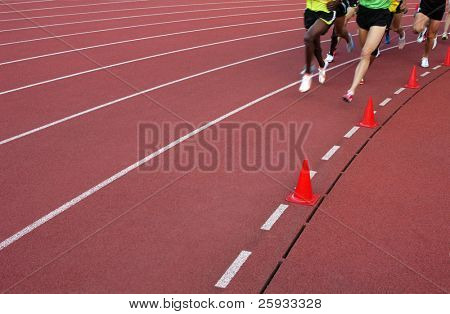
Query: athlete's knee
360 47 373 59
427 32 437 40
304 32 314 44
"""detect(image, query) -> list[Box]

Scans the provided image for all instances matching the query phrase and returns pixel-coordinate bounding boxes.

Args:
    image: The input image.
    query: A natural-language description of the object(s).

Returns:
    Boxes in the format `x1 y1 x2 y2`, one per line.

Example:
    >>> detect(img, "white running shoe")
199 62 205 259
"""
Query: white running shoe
432 37 437 50
398 32 406 50
318 62 328 84
299 74 312 93
417 28 427 43
420 57 429 68
443 33 448 40
325 53 334 63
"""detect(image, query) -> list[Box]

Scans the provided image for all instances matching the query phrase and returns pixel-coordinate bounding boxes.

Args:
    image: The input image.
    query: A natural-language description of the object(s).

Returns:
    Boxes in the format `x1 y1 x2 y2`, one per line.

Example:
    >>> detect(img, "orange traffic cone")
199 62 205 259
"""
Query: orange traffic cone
286 160 319 206
444 47 450 66
358 96 378 128
405 65 420 89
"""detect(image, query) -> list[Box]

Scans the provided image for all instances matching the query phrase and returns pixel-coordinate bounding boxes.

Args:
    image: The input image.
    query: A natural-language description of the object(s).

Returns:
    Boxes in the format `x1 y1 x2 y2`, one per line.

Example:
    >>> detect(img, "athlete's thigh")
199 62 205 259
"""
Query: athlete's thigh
358 27 369 47
427 19 441 35
414 12 430 30
363 26 386 53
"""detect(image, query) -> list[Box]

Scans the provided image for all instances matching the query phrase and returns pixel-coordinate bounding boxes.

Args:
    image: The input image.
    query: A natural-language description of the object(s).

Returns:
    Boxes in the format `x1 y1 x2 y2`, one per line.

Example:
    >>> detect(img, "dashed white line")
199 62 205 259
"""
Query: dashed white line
322 146 340 161
378 97 392 107
420 71 431 77
215 251 251 288
0 40 418 250
394 87 405 95
310 170 317 178
344 126 360 138
261 204 288 231
432 65 441 70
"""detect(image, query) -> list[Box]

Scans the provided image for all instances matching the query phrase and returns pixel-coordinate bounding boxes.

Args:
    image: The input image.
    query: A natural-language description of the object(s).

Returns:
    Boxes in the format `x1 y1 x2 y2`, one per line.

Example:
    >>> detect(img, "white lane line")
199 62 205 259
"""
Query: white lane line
344 126 359 138
420 71 430 77
261 204 288 231
378 97 392 107
215 251 251 288
0 0 299 21
0 9 301 46
394 87 405 95
432 65 441 70
0 27 301 96
0 41 418 250
0 16 300 66
310 170 317 178
322 146 340 161
0 3 301 33
0 0 296 14
0 0 54 6
2 19 372 95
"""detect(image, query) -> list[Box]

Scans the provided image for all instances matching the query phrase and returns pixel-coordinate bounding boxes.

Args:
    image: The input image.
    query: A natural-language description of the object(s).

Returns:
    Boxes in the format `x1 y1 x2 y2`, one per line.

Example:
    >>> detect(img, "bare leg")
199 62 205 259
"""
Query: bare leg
304 19 330 73
413 12 430 33
443 11 450 36
348 26 386 94
424 19 441 58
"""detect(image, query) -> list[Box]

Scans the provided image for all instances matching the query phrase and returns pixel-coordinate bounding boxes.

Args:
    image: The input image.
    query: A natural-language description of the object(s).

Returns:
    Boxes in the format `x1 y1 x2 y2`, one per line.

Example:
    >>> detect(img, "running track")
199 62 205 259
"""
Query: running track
0 0 448 293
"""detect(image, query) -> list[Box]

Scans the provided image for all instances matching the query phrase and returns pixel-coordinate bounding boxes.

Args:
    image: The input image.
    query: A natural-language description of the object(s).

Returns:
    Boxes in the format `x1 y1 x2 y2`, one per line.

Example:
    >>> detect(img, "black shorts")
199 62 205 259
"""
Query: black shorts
356 5 391 30
304 8 337 29
348 0 359 7
418 0 446 20
336 0 349 17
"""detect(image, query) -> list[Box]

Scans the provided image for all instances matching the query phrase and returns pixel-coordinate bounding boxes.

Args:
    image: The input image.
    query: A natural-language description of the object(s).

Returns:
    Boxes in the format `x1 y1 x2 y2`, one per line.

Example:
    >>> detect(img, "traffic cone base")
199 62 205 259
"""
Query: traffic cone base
404 83 420 89
405 65 420 89
286 191 319 206
358 121 378 128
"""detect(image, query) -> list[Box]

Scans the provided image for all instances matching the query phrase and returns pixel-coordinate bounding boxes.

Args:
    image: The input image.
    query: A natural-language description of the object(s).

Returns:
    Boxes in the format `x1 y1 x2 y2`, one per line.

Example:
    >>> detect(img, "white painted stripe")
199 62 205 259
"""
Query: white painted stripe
0 16 300 66
322 146 340 161
2 19 374 95
0 40 418 250
0 9 301 46
0 3 301 33
344 126 359 138
420 71 430 77
0 0 54 6
432 65 441 70
0 0 295 14
215 251 251 288
0 0 298 21
394 87 405 95
378 97 392 107
261 204 288 231
310 170 317 178
0 27 301 96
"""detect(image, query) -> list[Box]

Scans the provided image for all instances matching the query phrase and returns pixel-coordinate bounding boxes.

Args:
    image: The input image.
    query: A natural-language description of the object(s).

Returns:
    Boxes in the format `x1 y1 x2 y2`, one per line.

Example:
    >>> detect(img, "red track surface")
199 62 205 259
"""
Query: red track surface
0 0 448 293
